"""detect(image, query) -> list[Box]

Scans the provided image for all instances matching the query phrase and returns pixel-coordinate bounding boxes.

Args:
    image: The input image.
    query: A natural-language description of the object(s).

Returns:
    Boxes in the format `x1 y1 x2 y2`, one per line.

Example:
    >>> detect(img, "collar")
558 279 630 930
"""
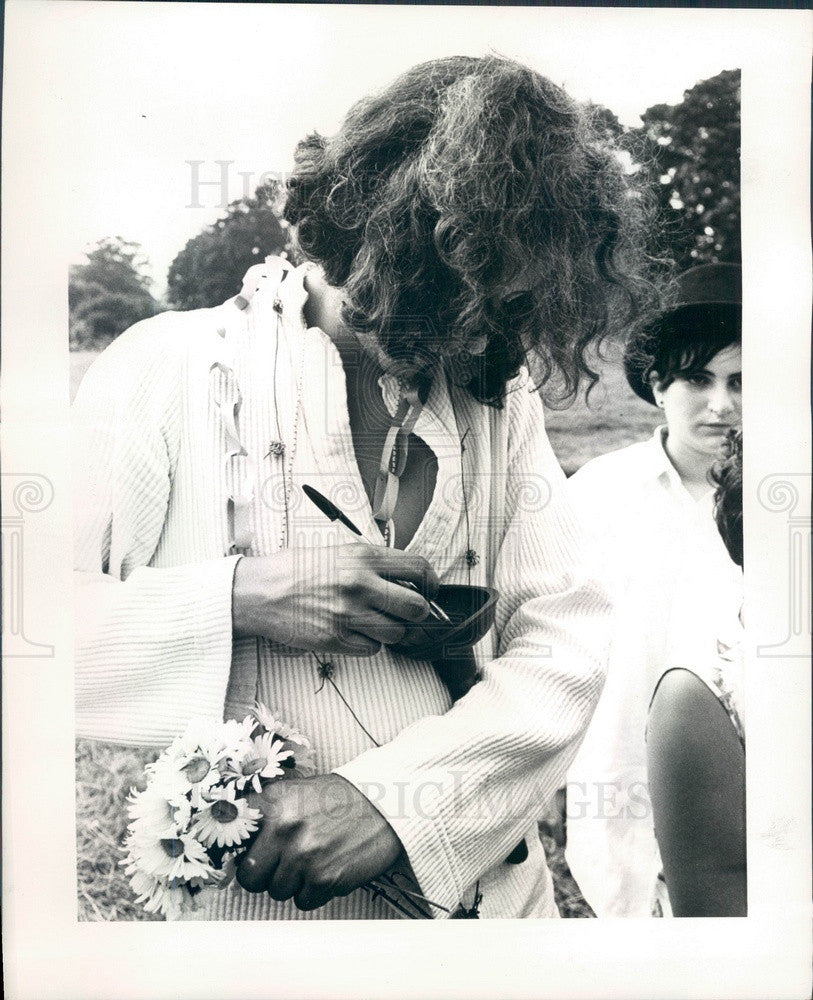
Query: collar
643 425 696 499
644 426 719 514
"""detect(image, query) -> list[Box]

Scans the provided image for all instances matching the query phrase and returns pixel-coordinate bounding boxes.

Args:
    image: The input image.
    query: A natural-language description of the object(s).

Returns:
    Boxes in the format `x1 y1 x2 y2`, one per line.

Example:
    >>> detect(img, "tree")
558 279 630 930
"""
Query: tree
167 181 292 310
69 237 159 349
636 69 740 269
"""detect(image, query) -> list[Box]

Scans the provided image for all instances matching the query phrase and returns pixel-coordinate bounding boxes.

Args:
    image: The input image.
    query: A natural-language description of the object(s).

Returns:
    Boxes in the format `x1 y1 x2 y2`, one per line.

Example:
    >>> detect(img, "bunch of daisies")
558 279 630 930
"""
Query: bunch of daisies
120 703 314 919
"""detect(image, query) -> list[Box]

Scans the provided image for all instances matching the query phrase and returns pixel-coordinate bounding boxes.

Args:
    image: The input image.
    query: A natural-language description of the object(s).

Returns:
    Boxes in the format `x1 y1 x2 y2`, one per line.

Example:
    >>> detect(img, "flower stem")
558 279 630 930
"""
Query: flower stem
365 882 423 919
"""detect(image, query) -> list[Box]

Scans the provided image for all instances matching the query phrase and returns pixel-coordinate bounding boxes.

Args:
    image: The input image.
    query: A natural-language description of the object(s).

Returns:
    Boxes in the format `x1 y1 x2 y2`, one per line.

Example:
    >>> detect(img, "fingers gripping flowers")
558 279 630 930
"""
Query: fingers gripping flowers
122 702 453 918
120 703 314 918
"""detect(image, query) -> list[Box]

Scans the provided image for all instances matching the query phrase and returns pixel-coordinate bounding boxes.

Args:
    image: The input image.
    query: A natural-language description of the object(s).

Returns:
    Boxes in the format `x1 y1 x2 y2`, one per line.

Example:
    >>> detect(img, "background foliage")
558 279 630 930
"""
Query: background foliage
69 237 159 350
166 180 292 311
634 69 740 269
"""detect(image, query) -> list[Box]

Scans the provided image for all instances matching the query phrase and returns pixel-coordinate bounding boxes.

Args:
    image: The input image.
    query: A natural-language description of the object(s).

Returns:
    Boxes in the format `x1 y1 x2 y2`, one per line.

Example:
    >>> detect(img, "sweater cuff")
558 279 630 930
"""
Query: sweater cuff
192 553 243 703
334 754 462 918
75 555 242 746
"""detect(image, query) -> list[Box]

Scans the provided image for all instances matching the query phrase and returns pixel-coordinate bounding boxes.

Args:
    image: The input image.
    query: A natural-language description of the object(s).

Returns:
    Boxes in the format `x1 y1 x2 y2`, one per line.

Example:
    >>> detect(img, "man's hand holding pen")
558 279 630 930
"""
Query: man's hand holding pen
232 544 440 655
301 483 451 624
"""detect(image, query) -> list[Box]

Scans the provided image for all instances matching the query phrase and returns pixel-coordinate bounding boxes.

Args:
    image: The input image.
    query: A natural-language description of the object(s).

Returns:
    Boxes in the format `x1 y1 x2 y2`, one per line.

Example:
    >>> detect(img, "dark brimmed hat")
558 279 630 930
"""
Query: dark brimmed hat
624 262 742 405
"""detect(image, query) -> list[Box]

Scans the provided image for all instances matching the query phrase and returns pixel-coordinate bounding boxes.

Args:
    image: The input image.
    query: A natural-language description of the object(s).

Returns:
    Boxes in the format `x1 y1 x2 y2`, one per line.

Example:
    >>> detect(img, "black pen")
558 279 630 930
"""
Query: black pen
302 484 451 623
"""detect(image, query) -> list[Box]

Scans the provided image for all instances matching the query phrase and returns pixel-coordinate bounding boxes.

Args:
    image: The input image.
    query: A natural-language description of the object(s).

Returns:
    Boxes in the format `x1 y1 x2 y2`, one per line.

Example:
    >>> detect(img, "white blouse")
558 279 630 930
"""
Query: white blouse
564 429 743 918
74 257 611 919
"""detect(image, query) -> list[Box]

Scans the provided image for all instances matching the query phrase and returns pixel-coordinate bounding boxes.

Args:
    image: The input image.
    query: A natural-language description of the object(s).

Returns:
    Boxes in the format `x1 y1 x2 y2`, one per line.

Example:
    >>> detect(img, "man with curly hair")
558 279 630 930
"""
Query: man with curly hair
74 55 661 919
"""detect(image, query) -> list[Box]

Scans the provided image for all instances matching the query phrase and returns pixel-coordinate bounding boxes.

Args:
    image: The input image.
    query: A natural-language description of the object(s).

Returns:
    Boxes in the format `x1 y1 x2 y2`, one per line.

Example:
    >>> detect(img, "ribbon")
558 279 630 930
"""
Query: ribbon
210 361 255 554
371 386 424 541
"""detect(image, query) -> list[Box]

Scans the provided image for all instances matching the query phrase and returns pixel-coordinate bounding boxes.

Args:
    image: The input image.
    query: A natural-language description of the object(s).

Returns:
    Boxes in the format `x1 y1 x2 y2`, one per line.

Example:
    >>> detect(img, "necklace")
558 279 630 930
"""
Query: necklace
267 273 383 743
268 290 308 551
373 366 479 573
446 373 479 575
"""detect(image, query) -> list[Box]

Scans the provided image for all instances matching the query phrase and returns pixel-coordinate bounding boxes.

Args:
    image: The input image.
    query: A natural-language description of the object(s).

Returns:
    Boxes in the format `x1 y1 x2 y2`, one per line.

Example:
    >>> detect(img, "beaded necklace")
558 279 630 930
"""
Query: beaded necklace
268 290 307 551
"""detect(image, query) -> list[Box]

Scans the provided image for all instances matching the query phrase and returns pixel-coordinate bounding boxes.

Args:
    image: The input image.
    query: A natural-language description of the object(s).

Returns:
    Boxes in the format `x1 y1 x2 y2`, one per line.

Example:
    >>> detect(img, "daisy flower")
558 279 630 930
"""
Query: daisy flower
127 787 192 838
121 866 188 919
251 703 289 736
252 703 310 748
122 865 161 902
217 717 258 756
155 716 254 780
128 828 215 883
143 874 208 919
247 703 315 775
191 784 262 849
149 748 222 808
221 732 292 793
121 710 315 919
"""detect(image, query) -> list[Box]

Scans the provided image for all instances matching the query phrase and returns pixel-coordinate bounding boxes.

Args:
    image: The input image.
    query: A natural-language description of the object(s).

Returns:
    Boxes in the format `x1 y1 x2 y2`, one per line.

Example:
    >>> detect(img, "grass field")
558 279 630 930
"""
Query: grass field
72 336 659 920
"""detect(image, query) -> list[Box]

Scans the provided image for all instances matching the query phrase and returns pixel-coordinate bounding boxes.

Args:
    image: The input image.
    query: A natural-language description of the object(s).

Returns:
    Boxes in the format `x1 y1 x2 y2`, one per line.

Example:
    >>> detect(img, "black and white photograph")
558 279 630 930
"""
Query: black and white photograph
2 2 811 998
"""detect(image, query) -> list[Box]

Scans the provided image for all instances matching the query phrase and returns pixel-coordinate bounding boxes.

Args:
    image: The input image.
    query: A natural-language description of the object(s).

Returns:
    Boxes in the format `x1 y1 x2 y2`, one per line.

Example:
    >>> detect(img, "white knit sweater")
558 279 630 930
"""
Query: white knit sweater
74 258 611 919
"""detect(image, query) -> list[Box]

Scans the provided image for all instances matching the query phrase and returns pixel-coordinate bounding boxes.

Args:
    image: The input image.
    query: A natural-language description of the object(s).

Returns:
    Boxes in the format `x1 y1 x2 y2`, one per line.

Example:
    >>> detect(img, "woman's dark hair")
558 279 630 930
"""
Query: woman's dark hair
711 427 743 568
628 302 742 398
285 55 663 405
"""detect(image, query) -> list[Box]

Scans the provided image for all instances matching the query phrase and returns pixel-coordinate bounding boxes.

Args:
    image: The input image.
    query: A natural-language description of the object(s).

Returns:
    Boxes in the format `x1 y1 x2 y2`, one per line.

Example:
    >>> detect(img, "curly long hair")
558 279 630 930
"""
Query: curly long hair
711 427 743 568
285 55 663 405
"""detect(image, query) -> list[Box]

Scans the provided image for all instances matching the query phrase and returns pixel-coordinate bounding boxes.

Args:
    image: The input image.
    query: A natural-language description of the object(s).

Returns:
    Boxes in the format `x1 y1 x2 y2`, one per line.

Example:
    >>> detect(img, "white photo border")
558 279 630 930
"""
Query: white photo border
2 3 811 999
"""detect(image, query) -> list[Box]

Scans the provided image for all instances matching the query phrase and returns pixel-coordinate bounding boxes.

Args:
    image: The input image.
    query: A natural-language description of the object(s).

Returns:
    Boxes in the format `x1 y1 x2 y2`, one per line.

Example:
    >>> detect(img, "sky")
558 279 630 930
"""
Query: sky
33 2 758 295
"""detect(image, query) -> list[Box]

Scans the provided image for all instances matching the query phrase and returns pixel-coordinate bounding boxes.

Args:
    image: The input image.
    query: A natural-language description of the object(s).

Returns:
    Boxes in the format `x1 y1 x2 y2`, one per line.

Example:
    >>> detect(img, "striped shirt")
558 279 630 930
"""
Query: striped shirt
74 257 611 919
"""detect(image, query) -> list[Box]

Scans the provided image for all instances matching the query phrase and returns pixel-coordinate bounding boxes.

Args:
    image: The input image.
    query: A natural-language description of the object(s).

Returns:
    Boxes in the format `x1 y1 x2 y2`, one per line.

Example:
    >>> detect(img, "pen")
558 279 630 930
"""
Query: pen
302 484 451 623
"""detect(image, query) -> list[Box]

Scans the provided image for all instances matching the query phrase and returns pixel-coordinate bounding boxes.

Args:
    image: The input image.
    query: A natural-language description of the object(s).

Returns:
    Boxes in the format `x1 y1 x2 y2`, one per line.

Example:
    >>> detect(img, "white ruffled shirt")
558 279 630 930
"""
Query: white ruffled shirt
74 257 612 919
564 428 743 918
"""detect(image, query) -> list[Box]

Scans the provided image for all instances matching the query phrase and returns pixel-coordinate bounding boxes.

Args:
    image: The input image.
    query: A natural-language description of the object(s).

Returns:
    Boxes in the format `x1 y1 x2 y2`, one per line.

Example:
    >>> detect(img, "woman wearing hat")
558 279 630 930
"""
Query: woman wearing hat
564 262 743 917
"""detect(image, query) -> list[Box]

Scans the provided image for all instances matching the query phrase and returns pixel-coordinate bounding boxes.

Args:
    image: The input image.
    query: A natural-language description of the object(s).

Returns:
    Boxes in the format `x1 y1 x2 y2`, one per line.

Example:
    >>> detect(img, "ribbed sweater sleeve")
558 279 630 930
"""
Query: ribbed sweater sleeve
73 318 240 746
335 385 612 915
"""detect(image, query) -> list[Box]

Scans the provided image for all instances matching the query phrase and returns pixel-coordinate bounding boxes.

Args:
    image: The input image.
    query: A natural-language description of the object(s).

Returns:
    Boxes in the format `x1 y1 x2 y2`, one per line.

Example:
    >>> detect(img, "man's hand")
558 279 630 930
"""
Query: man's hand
232 544 438 655
235 774 403 910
